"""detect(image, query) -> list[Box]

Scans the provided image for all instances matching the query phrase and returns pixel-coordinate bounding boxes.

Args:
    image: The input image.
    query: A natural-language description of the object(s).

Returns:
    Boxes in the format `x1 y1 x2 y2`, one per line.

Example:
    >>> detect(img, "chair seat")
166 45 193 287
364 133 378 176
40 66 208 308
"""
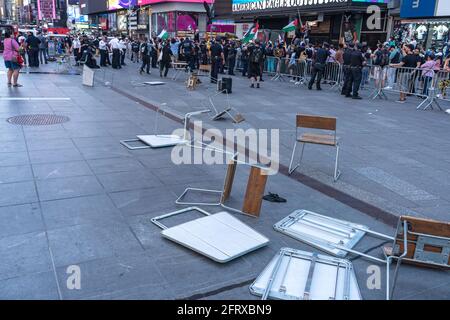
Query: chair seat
298 133 337 146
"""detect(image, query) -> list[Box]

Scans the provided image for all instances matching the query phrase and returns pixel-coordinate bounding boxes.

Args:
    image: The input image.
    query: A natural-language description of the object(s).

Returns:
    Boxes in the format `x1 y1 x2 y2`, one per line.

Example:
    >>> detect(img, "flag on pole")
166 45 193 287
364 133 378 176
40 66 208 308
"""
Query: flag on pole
242 22 259 43
282 19 299 33
158 29 169 40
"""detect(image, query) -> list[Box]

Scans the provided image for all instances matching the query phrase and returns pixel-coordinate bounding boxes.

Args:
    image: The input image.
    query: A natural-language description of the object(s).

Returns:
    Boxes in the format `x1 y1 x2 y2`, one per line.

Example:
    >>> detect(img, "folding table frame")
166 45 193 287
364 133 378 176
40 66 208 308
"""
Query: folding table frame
272 210 450 300
176 154 269 218
209 89 245 124
150 206 269 263
250 248 362 300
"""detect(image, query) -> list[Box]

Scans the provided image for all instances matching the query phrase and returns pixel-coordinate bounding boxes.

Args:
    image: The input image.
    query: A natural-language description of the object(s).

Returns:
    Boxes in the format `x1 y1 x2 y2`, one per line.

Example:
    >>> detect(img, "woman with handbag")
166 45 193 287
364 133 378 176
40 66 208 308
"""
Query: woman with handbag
3 31 23 87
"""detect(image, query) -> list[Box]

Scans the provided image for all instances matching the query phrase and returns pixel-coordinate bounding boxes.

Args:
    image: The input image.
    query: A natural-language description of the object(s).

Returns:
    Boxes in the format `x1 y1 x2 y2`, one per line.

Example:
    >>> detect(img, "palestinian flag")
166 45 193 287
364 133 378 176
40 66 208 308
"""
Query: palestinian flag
158 29 169 40
242 22 259 43
282 19 299 33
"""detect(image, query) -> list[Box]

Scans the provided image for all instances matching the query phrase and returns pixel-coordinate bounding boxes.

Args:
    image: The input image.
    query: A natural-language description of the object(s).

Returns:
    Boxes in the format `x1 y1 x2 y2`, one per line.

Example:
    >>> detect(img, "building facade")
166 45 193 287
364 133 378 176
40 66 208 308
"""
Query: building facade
390 0 450 51
80 0 212 38
228 0 390 47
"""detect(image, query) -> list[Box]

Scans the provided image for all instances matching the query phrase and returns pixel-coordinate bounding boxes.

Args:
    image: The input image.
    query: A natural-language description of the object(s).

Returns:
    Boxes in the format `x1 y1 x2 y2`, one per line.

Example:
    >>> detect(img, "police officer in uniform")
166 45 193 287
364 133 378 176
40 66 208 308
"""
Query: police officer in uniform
181 37 195 72
341 43 353 96
348 44 365 99
308 42 330 90
210 37 224 84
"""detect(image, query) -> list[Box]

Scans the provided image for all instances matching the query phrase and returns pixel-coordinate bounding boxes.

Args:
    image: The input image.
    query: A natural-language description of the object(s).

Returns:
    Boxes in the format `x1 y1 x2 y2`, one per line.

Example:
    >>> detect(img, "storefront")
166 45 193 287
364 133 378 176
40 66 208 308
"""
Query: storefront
230 0 389 47
138 0 212 37
392 0 450 51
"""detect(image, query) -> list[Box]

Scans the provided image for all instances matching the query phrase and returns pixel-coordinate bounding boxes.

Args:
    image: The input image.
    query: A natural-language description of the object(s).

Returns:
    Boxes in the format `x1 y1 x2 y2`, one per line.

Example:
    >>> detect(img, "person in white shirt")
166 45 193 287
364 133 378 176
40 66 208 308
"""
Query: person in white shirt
99 36 108 67
109 36 121 69
72 36 81 65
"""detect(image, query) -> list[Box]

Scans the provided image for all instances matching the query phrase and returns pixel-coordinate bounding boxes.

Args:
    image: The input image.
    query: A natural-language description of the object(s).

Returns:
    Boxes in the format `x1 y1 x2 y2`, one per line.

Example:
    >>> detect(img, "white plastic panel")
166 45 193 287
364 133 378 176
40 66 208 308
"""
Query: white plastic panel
250 248 362 300
136 135 187 148
274 210 369 257
161 212 269 263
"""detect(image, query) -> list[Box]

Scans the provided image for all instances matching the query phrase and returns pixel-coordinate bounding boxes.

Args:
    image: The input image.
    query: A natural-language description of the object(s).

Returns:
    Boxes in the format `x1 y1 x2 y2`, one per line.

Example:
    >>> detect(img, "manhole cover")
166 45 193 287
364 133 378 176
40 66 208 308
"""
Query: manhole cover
7 114 70 126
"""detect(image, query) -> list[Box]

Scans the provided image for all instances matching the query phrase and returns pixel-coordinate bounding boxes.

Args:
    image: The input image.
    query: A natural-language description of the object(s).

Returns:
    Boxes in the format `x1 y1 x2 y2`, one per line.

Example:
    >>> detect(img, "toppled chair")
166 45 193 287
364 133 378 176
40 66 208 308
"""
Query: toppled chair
176 154 269 218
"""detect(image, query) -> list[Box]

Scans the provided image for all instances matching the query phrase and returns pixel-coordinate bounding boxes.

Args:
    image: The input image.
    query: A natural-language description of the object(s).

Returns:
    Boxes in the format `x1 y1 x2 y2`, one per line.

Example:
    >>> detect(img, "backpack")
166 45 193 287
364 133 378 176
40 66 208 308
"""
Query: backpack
141 43 148 55
132 42 140 51
252 48 262 63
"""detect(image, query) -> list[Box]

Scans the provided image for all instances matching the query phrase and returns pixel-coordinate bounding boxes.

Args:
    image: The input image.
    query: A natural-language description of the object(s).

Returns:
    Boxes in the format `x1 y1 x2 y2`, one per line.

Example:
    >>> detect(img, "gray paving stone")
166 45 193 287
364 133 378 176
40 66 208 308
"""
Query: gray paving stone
55 253 166 300
36 175 104 201
97 170 163 193
29 148 84 164
0 271 60 300
0 204 44 238
32 161 93 180
0 232 53 280
47 221 143 267
78 145 132 160
0 165 33 184
87 157 145 174
26 138 76 151
109 186 178 216
0 151 29 167
0 181 38 207
41 194 124 230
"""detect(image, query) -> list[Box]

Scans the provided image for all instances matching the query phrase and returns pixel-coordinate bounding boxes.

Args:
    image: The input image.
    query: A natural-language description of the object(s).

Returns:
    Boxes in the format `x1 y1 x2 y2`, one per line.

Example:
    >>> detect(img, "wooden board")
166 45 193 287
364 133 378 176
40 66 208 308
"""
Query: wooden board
221 159 237 202
242 167 268 217
296 114 336 131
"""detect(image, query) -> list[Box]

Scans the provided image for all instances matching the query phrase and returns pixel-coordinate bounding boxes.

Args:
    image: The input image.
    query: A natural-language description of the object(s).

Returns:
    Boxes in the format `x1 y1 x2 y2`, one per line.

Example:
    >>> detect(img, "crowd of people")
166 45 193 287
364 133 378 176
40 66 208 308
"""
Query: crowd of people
4 29 450 99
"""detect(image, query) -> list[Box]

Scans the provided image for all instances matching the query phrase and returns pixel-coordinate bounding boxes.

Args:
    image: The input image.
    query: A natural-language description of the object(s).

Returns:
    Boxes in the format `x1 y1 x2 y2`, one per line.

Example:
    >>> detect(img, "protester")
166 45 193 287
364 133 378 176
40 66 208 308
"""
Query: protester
3 31 22 87
390 44 421 103
210 37 224 83
159 41 173 78
140 37 152 75
248 39 264 88
37 32 48 65
26 31 41 67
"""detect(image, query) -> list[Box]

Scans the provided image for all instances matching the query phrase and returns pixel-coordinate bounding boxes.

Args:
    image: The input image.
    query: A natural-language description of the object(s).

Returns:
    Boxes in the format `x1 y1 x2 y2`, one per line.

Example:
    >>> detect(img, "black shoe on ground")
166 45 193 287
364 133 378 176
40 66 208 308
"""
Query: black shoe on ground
263 192 287 203
256 83 260 88
317 87 322 91
308 86 312 90
345 94 352 98
250 84 255 88
352 95 362 100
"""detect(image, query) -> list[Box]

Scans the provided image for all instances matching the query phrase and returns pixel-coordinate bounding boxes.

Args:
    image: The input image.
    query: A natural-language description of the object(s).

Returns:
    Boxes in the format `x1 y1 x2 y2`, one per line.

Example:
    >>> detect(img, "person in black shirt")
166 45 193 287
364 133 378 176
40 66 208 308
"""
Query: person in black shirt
159 41 173 78
308 42 330 90
227 42 237 76
248 39 264 88
26 32 41 67
348 44 365 99
210 37 224 83
139 37 152 75
341 44 353 95
181 37 194 72
390 44 420 102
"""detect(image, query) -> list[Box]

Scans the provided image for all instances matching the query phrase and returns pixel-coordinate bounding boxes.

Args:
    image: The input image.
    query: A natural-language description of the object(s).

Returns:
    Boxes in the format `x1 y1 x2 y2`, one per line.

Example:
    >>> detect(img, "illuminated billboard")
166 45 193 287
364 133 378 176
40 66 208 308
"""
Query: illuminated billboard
138 0 212 4
108 0 137 10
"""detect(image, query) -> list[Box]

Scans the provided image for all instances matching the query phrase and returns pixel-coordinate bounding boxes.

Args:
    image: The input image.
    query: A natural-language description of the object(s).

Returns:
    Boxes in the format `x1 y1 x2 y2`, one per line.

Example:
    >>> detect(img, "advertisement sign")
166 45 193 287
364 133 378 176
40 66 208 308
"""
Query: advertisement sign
400 0 437 18
436 0 450 16
138 0 212 4
108 0 137 10
37 0 56 20
232 0 349 13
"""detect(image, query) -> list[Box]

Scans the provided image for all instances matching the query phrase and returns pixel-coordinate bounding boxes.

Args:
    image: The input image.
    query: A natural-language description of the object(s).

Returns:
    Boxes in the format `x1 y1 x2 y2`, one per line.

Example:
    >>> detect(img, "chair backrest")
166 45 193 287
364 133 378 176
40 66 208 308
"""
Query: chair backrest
296 114 337 131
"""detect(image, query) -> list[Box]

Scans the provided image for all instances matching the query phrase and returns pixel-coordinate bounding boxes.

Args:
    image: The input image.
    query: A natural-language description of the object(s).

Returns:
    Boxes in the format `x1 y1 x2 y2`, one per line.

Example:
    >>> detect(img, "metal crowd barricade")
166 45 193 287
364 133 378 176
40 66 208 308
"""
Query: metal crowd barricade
417 69 450 111
322 62 343 90
264 56 279 77
370 66 430 106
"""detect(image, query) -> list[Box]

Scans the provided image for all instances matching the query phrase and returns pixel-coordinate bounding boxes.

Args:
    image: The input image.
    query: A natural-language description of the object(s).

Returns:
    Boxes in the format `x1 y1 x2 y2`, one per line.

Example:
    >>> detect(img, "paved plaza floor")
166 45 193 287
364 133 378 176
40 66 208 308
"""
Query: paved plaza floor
0 59 449 299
